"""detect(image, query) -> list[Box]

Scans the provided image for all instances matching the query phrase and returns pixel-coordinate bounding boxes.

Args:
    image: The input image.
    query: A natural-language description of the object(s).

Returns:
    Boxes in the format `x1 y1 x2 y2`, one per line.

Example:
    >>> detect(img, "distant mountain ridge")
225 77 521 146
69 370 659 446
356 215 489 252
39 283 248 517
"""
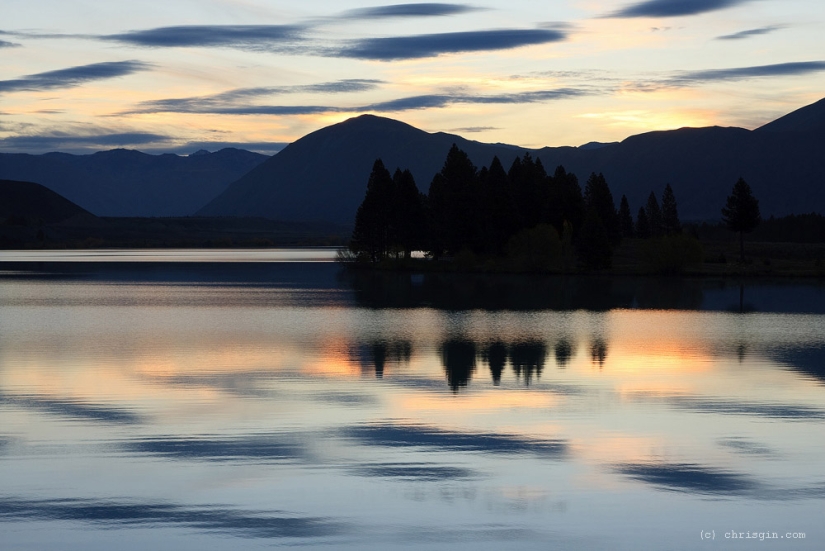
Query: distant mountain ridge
0 179 92 223
199 98 825 223
0 148 268 217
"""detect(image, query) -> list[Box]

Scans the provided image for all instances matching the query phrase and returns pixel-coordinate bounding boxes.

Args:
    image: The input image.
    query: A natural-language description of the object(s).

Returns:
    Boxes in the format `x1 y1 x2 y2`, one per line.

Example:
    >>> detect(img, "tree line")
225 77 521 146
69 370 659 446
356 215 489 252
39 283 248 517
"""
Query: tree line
350 144 761 269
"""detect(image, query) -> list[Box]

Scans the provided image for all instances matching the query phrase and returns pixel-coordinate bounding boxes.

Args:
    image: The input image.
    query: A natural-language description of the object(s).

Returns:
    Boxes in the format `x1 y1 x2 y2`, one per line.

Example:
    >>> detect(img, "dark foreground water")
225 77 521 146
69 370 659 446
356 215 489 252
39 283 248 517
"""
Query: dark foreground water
1 250 824 550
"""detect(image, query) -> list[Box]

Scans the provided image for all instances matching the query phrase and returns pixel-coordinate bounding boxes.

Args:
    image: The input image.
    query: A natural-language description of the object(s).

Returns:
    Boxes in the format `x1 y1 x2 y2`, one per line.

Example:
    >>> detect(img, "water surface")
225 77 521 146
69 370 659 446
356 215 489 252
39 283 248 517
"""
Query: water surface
1 251 823 550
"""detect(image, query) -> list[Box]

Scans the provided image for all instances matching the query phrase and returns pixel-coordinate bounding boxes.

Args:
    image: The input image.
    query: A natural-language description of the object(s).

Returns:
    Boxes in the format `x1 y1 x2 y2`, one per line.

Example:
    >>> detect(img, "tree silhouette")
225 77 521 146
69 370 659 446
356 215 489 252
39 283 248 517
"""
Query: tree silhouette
548 165 584 238
661 184 681 235
441 339 477 392
635 207 650 239
577 207 612 270
350 159 394 261
478 156 518 254
583 173 620 246
391 168 426 258
645 191 663 237
618 195 634 238
721 177 761 262
427 144 478 256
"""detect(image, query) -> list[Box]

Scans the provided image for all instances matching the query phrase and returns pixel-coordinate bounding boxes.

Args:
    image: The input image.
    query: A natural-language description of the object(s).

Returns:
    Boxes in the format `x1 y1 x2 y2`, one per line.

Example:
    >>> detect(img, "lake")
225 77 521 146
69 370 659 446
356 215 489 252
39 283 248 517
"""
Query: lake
1 250 823 550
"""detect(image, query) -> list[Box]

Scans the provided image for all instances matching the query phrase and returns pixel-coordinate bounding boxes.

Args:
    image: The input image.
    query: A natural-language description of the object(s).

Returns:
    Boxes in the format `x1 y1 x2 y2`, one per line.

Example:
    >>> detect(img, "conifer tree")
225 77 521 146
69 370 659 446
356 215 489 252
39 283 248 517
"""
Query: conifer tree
392 168 425 259
645 192 663 237
427 144 478 256
721 177 761 262
577 207 612 270
583 173 620 246
618 195 634 238
661 184 681 235
479 156 518 253
635 206 650 239
551 165 584 237
350 159 394 262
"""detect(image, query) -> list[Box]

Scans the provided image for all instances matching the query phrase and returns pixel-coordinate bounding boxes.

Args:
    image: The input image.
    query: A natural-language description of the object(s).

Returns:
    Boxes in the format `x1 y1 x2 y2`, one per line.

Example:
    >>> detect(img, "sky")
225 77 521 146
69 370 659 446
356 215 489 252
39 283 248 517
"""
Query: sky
1 0 824 155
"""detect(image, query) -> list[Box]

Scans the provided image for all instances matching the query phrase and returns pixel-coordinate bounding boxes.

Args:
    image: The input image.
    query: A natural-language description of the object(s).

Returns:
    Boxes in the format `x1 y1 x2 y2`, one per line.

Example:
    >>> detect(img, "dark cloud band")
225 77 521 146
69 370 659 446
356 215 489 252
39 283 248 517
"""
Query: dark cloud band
716 25 783 40
0 132 171 151
338 28 567 60
0 39 20 48
103 25 304 48
342 3 480 19
674 60 825 83
608 0 751 18
0 60 150 93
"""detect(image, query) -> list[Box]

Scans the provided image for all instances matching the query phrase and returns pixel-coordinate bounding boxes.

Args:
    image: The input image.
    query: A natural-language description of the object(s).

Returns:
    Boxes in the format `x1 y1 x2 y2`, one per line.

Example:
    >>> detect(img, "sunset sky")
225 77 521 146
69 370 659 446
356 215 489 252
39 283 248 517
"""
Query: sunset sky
2 0 824 154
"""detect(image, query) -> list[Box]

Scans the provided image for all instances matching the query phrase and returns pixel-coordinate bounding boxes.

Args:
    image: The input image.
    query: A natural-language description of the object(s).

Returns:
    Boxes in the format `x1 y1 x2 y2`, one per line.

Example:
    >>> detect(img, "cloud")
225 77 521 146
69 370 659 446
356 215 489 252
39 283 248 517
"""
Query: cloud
716 25 783 40
131 79 383 114
0 131 172 152
672 60 825 83
103 25 305 49
0 60 150 93
337 28 567 60
616 462 755 495
126 87 589 116
607 0 752 18
0 39 20 48
451 126 500 133
342 3 480 19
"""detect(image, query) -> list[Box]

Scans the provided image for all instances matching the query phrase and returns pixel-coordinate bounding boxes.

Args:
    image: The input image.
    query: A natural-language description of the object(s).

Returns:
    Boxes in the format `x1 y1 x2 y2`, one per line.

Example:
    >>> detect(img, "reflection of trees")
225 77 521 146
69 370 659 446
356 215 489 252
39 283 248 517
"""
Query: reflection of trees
554 339 574 368
351 340 412 378
591 338 608 367
481 341 508 386
441 339 477 392
510 341 547 385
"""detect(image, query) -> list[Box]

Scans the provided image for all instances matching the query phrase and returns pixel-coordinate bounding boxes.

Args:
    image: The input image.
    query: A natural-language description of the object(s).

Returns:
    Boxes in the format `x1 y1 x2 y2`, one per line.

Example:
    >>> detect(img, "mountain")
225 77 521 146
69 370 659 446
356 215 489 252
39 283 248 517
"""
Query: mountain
0 179 93 223
198 116 528 223
0 148 268 217
200 99 825 224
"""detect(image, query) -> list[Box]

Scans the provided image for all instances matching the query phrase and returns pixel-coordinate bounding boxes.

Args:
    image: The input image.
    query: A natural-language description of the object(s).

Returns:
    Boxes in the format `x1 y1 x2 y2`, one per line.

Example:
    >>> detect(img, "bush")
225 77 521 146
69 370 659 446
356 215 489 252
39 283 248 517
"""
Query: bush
642 234 704 274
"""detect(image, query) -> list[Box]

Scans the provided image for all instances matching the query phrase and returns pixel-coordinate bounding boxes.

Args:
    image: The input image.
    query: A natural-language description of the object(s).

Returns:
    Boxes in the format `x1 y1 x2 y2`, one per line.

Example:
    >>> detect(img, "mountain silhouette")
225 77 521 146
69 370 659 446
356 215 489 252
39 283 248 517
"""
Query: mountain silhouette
197 115 524 223
200 99 825 224
0 179 93 223
0 148 267 217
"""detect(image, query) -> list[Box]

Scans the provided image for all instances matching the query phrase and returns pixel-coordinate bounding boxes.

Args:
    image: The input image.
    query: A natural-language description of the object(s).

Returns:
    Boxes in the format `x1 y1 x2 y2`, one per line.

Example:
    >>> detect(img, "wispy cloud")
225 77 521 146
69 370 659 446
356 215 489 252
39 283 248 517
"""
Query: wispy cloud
672 60 825 83
337 28 567 60
125 87 589 116
716 25 783 40
0 60 150 93
0 131 172 152
607 0 752 18
0 39 20 48
341 3 481 19
451 126 500 133
102 25 305 49
131 79 383 113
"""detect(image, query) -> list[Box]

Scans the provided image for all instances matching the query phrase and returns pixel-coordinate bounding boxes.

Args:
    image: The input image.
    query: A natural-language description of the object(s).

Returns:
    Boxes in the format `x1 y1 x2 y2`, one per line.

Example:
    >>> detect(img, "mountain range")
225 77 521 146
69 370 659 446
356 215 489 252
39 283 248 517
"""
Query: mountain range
2 98 824 223
0 148 267 217
199 98 825 224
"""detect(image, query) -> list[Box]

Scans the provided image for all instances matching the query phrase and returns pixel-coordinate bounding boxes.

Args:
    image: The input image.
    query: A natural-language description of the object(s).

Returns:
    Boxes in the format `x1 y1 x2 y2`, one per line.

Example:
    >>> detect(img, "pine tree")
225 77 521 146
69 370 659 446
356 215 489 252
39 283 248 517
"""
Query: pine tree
427 144 478 256
392 168 425 259
577 207 612 270
645 192 663 237
721 177 761 262
635 206 650 239
479 156 518 253
551 165 584 237
583 173 620 246
618 195 634 238
661 184 681 235
350 159 394 262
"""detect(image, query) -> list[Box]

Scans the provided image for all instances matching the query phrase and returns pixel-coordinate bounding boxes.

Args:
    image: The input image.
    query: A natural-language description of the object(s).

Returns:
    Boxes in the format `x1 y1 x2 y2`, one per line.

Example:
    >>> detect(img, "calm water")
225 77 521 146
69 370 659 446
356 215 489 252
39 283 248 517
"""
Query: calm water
1 250 824 550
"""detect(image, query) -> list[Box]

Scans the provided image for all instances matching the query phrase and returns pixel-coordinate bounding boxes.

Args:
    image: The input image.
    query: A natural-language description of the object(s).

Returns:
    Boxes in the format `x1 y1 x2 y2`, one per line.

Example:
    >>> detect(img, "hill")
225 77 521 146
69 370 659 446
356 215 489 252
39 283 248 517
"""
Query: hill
200 99 825 224
0 148 268 217
0 179 92 223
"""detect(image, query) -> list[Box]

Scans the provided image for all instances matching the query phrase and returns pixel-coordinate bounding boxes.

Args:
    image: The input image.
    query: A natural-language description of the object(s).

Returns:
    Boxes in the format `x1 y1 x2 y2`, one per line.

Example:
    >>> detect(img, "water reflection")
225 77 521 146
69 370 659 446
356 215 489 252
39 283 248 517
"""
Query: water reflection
123 434 307 463
0 392 142 424
0 496 346 539
441 340 477 391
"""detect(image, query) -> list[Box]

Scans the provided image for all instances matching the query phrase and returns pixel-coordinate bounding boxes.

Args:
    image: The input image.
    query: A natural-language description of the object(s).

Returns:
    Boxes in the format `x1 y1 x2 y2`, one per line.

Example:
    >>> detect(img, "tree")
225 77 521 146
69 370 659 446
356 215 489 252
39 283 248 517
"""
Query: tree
661 184 681 235
645 192 663 237
391 168 426 259
635 207 650 239
583 173 620 245
618 195 634 238
478 156 518 254
427 144 478 256
350 159 394 262
721 177 761 262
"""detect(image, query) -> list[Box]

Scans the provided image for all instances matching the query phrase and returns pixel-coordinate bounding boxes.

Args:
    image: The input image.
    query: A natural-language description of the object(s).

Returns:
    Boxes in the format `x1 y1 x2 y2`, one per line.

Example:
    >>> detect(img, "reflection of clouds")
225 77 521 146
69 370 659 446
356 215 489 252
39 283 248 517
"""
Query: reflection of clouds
0 393 142 425
717 437 777 458
122 434 307 463
0 496 346 539
616 461 825 500
350 462 477 481
627 392 825 420
342 423 567 457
